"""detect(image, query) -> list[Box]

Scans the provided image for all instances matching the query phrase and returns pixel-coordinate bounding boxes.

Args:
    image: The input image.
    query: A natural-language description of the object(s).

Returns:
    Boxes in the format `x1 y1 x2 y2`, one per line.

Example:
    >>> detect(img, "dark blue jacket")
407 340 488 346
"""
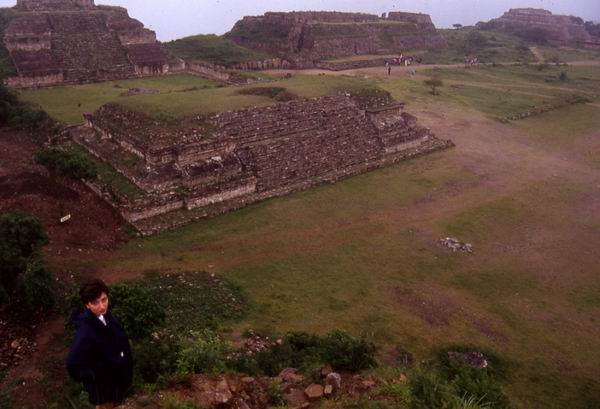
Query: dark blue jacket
66 309 133 405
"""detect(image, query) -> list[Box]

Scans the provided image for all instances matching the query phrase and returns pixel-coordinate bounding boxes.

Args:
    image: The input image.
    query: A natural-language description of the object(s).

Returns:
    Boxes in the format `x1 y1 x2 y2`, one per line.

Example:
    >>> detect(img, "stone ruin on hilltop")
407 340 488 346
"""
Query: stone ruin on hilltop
488 8 595 45
3 0 186 87
226 11 447 68
69 92 453 235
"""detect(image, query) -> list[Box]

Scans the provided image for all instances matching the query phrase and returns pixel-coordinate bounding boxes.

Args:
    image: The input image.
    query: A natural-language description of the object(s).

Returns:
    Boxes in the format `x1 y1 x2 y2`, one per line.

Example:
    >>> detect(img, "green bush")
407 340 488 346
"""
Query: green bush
160 393 201 409
109 284 166 341
23 257 54 309
34 148 98 180
0 212 48 304
451 368 510 409
176 329 229 375
410 371 454 409
132 338 180 384
248 330 377 376
321 330 377 371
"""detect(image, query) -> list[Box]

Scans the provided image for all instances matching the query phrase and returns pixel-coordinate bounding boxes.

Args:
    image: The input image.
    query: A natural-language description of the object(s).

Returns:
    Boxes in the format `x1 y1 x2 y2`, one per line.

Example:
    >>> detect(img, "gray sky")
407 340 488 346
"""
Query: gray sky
1 0 599 41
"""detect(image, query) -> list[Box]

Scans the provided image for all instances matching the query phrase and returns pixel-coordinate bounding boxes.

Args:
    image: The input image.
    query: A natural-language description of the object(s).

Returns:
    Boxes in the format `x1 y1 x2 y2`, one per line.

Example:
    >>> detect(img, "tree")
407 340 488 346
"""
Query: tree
453 24 463 30
0 212 48 306
424 77 444 96
35 148 98 180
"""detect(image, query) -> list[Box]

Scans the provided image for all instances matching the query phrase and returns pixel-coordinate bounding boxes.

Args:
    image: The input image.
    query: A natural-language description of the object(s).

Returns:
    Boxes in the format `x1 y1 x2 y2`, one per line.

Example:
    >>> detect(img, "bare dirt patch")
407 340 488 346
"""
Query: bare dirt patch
0 128 130 405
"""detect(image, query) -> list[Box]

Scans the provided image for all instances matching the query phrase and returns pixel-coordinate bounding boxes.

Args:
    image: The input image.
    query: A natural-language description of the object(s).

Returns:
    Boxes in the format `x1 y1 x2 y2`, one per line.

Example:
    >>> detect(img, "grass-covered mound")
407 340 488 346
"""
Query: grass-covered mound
164 34 273 66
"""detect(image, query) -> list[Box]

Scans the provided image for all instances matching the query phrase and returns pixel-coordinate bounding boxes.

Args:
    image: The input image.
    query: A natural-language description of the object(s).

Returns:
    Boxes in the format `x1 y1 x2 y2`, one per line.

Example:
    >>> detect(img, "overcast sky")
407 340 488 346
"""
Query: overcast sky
1 0 598 41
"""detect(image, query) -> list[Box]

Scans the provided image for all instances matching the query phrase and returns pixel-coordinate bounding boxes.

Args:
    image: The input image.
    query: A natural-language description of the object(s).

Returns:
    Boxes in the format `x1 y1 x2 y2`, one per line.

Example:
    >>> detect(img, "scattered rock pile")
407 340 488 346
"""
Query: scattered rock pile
448 351 488 369
439 237 473 253
122 366 393 409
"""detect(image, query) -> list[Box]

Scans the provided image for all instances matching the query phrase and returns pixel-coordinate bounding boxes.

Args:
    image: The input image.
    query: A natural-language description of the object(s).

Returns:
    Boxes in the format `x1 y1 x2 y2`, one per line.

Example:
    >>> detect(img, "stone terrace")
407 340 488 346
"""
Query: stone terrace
3 0 186 87
226 10 447 68
73 94 453 235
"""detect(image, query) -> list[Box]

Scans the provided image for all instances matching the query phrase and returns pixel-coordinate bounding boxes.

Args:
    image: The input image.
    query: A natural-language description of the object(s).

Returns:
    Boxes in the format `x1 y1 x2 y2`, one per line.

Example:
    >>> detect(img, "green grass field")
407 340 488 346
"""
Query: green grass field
45 63 598 409
18 74 219 124
19 74 380 123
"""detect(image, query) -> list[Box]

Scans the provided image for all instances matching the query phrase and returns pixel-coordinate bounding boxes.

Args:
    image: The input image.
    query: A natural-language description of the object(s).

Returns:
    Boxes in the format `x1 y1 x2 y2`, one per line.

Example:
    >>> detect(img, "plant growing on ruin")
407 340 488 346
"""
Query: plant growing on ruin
35 148 98 181
424 77 444 95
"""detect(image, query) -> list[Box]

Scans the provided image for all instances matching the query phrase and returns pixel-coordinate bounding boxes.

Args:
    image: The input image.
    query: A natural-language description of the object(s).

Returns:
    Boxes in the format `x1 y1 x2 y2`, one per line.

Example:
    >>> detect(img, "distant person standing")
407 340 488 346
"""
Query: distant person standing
386 61 391 75
67 279 133 409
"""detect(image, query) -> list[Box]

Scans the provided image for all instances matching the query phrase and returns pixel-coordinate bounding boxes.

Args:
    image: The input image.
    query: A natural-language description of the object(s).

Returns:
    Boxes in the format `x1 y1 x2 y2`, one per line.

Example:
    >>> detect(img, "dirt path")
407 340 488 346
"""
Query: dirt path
530 46 545 63
266 60 600 78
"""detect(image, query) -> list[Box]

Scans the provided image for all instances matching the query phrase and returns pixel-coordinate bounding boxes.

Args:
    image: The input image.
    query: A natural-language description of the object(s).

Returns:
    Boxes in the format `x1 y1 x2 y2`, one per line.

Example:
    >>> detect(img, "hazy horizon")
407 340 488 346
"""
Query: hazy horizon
0 0 598 41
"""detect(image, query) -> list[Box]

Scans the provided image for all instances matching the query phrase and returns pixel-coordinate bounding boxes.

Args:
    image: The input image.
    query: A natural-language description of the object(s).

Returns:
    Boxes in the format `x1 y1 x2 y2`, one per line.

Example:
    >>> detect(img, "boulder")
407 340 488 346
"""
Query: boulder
279 367 305 384
305 384 324 400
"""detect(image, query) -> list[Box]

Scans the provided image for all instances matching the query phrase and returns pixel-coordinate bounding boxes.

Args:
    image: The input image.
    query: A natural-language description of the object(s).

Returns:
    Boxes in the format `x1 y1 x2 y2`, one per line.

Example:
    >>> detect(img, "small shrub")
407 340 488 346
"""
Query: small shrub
133 338 180 384
0 212 48 299
267 381 286 407
410 371 453 409
559 71 568 82
109 283 166 341
424 77 443 96
176 329 229 375
452 394 493 409
34 148 98 180
23 257 54 309
160 393 201 409
321 330 377 371
536 63 550 72
451 367 510 409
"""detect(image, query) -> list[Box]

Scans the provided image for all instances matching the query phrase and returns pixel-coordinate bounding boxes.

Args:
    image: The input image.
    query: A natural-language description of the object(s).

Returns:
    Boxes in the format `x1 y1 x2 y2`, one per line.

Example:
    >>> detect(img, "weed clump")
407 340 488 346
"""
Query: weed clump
176 329 229 375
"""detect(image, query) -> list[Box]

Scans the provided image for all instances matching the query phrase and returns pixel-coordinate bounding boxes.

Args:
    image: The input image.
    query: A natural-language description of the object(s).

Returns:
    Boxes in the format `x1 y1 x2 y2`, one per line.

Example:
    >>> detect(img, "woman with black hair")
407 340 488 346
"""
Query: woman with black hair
66 279 133 409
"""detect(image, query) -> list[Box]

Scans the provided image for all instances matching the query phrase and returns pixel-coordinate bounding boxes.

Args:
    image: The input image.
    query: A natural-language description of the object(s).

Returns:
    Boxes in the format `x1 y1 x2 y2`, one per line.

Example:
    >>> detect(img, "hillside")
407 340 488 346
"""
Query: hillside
163 34 273 66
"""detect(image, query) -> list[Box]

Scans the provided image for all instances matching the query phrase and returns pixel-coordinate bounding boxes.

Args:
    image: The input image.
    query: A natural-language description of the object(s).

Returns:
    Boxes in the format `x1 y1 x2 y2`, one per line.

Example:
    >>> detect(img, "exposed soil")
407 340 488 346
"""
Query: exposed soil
0 128 129 402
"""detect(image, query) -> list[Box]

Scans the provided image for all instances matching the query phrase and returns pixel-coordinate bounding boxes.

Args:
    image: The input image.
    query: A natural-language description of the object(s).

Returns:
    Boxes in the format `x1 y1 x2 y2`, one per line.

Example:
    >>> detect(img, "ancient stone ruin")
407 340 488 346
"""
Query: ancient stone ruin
70 92 453 235
489 8 592 43
226 11 447 68
3 0 185 87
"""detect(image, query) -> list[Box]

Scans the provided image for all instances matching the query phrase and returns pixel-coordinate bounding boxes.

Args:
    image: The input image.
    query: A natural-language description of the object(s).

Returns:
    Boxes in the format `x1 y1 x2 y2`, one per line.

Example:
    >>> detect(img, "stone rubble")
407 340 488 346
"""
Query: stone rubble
439 237 473 253
71 92 453 236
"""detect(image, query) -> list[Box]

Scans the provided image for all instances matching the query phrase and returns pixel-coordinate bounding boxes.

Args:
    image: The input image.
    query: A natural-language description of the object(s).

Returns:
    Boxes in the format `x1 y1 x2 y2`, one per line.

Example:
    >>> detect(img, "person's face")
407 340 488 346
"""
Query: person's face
86 292 109 317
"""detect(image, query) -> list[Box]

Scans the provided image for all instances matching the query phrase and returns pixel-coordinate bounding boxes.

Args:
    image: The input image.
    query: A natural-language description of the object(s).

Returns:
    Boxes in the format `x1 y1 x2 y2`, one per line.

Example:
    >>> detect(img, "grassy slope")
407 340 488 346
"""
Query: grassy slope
163 34 272 66
408 28 536 65
20 74 380 123
54 65 600 408
18 74 219 124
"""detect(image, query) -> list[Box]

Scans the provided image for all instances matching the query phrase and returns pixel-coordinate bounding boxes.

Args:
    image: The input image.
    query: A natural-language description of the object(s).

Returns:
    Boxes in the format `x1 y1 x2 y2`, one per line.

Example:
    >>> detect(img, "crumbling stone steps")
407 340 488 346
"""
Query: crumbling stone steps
52 31 135 80
47 12 108 34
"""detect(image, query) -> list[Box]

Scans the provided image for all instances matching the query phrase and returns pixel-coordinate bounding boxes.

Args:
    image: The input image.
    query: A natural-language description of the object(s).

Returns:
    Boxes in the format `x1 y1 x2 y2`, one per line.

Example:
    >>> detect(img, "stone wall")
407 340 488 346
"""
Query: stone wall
490 8 591 43
16 0 94 11
3 1 190 88
226 10 446 68
75 93 453 234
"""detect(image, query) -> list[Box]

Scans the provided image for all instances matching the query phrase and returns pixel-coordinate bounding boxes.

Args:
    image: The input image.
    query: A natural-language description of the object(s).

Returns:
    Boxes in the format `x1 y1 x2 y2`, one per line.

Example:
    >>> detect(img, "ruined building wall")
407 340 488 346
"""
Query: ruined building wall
16 0 94 11
226 10 446 67
4 0 184 88
76 95 453 234
490 8 591 43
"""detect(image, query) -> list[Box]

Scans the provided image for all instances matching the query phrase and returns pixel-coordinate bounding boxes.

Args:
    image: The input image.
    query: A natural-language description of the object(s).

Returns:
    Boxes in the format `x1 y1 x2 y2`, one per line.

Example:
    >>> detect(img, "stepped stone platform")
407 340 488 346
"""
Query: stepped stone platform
69 92 453 235
226 11 446 69
3 0 185 87
488 8 591 43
